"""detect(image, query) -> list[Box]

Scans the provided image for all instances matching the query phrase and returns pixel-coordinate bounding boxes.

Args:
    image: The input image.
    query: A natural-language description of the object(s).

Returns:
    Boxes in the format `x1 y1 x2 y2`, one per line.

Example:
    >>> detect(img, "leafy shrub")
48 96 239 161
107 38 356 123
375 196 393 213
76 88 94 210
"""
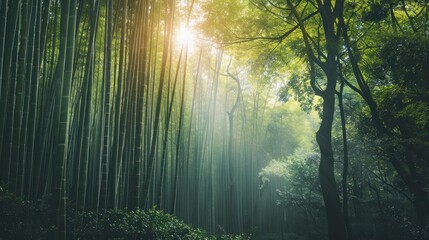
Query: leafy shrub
0 187 251 239
67 208 212 239
0 187 56 239
220 234 251 240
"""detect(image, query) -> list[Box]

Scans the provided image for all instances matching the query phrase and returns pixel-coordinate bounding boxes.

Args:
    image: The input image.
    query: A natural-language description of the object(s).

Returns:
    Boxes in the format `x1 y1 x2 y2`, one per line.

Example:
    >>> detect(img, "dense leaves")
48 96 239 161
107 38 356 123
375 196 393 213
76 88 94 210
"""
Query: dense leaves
0 187 251 240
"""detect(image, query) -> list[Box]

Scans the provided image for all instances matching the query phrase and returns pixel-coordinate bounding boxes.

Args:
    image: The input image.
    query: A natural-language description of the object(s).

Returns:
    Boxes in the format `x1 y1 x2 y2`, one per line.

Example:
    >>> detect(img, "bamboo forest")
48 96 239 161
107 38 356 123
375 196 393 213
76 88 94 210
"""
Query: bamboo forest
0 0 428 239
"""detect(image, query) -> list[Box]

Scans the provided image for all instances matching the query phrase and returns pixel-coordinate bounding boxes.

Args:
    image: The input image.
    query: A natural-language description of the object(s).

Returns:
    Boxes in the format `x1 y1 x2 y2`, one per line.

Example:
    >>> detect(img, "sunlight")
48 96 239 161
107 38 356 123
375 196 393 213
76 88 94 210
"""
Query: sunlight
176 24 196 49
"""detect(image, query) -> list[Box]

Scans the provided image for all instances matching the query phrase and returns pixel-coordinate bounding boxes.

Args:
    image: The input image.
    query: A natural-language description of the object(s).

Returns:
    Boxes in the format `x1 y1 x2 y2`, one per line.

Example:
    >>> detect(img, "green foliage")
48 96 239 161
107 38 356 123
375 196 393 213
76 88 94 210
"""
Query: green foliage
375 85 429 130
0 186 56 239
379 35 429 90
362 1 389 22
219 234 251 240
67 207 211 239
286 72 314 113
0 188 250 240
260 148 322 208
199 0 254 42
261 101 316 159
386 206 429 240
371 34 429 150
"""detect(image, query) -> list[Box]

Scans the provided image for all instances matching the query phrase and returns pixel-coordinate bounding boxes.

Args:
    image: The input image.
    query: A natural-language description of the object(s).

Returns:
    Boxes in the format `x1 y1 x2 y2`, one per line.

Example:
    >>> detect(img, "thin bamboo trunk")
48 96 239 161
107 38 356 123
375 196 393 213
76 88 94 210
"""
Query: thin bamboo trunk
10 0 29 194
99 0 113 211
51 0 77 237
75 0 99 210
26 0 43 200
112 0 127 209
0 0 8 100
19 0 38 197
0 0 21 182
143 0 174 208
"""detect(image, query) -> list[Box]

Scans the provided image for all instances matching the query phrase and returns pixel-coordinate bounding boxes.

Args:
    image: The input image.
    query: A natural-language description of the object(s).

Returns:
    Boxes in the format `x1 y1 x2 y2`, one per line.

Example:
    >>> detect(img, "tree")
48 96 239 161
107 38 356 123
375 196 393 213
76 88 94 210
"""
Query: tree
335 0 429 227
279 1 348 238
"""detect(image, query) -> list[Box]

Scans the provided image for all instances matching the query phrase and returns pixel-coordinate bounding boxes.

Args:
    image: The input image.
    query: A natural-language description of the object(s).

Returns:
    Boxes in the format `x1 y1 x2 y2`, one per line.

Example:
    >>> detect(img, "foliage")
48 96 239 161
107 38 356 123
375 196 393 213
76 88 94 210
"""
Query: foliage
261 100 317 160
261 148 322 209
0 187 250 240
0 185 56 239
285 72 315 113
386 206 429 240
361 1 389 22
374 35 429 130
67 208 211 239
219 234 251 240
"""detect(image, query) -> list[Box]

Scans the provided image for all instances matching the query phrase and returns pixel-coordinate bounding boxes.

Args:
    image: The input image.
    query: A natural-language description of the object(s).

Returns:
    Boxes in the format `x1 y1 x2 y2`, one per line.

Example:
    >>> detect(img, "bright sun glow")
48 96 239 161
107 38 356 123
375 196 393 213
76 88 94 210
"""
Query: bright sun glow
176 24 196 49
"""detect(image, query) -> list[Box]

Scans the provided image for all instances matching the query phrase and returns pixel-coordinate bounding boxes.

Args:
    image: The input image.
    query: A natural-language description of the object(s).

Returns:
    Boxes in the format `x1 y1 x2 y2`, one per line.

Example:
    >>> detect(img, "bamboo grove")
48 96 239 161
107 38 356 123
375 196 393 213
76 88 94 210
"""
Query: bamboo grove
0 0 281 236
3 0 429 239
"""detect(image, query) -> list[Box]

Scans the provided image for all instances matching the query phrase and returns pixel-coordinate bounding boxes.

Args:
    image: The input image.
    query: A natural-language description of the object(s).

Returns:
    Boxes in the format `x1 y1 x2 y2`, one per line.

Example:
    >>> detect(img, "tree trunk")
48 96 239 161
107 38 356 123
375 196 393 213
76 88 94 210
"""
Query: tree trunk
338 77 352 239
317 89 348 240
286 0 349 238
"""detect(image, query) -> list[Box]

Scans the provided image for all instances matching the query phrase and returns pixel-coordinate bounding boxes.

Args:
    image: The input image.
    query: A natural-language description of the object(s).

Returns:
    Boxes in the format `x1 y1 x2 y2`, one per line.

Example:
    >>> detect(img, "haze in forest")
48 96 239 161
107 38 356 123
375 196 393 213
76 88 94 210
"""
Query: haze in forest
0 0 428 240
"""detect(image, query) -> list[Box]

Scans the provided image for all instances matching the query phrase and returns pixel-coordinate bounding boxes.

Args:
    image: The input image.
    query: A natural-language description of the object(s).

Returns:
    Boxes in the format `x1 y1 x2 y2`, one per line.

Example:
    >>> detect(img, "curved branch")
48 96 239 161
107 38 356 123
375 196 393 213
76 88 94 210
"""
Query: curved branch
226 59 242 116
255 0 291 22
223 10 319 46
338 12 386 133
266 0 289 11
286 0 325 69
309 59 324 96
218 59 242 115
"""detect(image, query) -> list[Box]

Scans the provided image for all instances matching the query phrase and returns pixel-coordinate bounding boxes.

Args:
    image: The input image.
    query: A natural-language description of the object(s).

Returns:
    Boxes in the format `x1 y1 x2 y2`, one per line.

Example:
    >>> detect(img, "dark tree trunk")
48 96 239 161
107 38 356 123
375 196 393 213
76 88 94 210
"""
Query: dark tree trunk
338 70 352 239
285 0 349 238
317 89 348 240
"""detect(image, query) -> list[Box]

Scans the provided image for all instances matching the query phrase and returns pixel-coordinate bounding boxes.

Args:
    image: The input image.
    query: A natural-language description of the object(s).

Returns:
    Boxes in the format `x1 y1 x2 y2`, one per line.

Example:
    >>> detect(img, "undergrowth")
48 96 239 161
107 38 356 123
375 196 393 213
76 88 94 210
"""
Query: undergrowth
0 187 250 240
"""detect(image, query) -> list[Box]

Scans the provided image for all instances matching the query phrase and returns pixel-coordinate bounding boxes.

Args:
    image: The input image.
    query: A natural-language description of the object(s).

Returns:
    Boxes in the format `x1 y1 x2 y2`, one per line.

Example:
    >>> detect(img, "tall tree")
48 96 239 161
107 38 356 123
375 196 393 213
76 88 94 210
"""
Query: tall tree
285 1 348 238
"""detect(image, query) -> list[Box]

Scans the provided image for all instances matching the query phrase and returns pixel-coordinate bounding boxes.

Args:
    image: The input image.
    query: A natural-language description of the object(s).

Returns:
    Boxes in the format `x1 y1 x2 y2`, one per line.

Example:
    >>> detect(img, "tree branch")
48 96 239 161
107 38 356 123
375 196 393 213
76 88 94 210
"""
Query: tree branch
223 10 319 46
